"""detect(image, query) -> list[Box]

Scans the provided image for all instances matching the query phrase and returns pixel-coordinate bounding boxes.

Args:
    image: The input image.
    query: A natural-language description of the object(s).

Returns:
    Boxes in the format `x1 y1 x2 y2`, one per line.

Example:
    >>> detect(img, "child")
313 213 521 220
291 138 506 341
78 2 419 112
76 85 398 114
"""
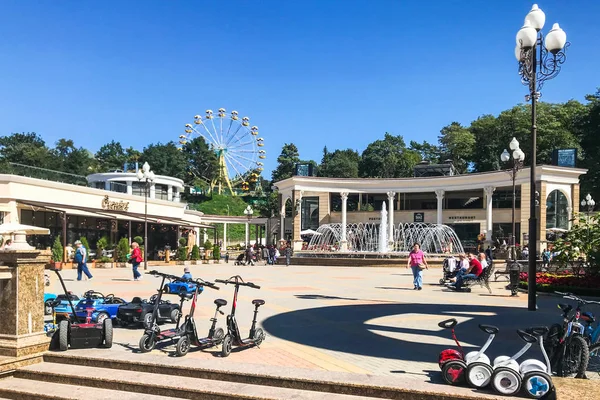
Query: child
182 267 192 280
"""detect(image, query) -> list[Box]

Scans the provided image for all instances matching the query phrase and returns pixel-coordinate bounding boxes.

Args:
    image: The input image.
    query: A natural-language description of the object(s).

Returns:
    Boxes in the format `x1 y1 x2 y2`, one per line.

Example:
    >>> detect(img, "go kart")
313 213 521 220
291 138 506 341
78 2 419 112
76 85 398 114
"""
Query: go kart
73 291 128 323
49 269 112 351
117 294 180 327
44 293 57 315
49 293 82 317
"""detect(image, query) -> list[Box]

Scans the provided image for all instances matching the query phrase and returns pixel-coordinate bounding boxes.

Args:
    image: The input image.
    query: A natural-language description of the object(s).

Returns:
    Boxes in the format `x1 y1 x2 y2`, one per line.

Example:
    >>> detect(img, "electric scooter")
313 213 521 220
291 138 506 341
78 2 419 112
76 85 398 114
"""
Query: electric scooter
215 276 265 357
438 318 499 386
139 270 194 352
490 329 537 396
521 327 554 399
174 277 224 356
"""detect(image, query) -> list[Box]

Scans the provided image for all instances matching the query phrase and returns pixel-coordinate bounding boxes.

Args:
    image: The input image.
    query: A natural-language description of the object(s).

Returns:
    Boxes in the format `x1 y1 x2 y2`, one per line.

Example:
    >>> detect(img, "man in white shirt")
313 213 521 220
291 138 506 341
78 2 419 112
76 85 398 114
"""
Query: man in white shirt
478 252 489 269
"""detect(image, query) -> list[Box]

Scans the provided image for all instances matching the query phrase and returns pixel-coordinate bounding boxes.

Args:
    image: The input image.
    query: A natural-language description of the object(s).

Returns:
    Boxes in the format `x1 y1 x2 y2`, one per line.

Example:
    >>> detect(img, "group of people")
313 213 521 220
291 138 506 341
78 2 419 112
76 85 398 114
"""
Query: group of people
445 252 490 290
241 243 293 266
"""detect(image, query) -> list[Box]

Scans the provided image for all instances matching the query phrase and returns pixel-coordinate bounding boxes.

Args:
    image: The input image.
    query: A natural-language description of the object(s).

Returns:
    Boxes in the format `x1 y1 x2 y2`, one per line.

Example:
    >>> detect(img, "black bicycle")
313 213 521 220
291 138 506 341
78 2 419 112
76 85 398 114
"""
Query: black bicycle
544 292 590 378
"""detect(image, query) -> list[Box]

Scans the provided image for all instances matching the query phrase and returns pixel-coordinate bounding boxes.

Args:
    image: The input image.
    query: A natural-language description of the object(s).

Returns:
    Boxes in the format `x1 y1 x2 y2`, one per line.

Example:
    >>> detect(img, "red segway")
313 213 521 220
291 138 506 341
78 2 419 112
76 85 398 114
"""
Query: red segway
438 318 466 385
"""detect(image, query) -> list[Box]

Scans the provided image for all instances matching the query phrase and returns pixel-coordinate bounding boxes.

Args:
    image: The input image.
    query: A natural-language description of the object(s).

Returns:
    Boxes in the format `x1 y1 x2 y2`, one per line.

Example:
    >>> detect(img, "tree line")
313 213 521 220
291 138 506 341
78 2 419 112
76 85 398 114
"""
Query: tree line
271 88 600 202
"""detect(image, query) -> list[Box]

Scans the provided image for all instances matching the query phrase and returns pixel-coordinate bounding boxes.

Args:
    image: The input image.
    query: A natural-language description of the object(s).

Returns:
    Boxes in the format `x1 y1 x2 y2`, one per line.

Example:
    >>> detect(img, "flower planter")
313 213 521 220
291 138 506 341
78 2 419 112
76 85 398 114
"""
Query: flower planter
96 262 113 269
115 262 127 268
176 261 186 266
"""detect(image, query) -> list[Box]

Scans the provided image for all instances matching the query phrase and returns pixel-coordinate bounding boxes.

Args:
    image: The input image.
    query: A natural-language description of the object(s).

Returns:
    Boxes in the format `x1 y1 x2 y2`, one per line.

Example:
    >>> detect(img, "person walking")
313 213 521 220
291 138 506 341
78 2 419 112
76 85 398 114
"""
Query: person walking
406 242 428 290
130 241 142 281
284 243 292 266
74 240 93 281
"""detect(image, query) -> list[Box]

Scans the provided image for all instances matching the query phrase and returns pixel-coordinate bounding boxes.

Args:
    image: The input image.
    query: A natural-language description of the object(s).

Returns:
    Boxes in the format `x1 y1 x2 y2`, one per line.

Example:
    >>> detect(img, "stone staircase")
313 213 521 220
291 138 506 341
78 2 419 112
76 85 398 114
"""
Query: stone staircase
0 352 507 400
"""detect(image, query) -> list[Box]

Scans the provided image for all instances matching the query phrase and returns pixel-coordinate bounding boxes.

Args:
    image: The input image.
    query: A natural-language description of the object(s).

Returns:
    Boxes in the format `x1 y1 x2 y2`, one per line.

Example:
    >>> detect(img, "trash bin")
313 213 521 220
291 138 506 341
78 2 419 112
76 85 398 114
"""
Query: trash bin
509 262 521 296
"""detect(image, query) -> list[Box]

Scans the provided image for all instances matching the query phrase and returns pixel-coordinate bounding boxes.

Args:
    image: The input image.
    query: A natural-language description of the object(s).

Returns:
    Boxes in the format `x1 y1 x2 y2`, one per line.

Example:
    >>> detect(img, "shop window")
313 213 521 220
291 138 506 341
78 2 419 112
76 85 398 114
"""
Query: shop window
492 188 521 208
399 192 437 210
301 197 319 230
330 193 359 212
20 209 33 225
445 190 483 210
493 223 521 245
546 190 569 231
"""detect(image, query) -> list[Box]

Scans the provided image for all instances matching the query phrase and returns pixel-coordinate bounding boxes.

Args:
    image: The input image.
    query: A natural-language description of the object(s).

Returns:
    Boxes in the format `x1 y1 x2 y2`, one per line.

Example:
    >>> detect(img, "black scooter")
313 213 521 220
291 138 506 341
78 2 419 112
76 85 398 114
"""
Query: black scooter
174 277 224 356
215 276 266 357
139 270 191 352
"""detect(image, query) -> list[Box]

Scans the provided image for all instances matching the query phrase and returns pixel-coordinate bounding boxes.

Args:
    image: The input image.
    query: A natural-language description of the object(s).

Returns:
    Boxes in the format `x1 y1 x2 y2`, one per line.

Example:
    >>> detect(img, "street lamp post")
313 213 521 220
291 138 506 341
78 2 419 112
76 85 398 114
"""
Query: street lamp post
581 194 595 246
501 138 526 261
137 162 155 270
243 205 253 246
515 4 568 311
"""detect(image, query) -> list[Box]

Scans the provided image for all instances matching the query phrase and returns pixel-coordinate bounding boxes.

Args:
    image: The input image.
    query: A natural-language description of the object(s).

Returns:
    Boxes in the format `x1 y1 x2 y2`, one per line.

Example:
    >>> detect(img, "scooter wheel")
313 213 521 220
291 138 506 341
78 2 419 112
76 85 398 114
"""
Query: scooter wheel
492 366 522 396
253 328 265 346
439 279 445 285
213 327 225 343
143 313 153 329
221 334 232 358
175 336 190 357
163 285 170 294
466 361 493 388
522 371 553 399
103 319 113 348
442 360 466 385
139 334 156 353
58 320 69 351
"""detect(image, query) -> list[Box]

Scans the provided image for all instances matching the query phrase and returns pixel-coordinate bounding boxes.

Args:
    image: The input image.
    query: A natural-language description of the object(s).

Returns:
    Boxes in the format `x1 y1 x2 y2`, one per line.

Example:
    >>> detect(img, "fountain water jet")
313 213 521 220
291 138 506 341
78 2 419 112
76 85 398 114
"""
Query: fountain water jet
378 202 388 253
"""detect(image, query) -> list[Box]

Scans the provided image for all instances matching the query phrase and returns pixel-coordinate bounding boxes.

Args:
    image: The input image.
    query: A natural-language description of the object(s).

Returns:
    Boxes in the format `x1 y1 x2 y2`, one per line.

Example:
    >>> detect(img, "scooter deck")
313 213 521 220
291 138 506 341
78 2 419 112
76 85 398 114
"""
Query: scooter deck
155 328 180 341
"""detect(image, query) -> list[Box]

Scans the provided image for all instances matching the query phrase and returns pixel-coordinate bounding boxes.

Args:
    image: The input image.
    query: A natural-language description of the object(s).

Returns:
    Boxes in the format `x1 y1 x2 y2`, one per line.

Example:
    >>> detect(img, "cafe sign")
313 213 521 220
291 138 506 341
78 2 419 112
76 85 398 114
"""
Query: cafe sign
101 196 129 212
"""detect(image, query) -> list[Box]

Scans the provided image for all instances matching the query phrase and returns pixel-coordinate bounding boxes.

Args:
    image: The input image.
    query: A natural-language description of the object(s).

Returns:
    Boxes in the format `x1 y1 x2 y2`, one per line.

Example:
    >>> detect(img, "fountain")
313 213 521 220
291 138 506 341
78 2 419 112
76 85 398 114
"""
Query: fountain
378 202 388 253
306 222 464 255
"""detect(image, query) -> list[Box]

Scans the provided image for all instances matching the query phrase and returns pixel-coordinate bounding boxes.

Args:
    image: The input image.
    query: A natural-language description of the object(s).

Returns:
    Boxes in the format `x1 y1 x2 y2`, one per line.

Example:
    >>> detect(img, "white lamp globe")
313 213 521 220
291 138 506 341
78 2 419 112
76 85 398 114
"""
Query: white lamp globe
586 194 592 201
509 137 520 150
501 149 510 162
148 171 156 181
515 45 524 62
516 20 538 48
591 199 596 207
136 171 144 180
518 150 526 161
582 199 587 207
142 162 150 173
545 23 567 54
525 4 546 31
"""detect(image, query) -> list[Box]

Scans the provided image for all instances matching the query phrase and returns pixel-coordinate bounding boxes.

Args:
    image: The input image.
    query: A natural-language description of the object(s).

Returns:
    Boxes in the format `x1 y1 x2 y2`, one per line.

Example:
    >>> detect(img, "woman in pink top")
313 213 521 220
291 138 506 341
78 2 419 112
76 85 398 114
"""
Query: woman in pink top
406 242 428 290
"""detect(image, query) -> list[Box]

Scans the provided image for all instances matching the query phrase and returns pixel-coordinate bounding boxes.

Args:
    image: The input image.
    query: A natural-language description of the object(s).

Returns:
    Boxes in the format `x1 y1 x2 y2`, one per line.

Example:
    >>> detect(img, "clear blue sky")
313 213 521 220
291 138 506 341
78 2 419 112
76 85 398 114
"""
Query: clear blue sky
0 1 598 177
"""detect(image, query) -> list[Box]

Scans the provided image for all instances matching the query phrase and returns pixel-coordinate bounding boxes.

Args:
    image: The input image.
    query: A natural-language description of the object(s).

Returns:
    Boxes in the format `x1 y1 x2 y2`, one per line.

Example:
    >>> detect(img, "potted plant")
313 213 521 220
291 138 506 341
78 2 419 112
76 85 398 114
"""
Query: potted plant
51 235 63 269
203 240 213 262
115 237 130 268
212 244 221 264
96 255 114 269
191 244 200 265
176 245 188 265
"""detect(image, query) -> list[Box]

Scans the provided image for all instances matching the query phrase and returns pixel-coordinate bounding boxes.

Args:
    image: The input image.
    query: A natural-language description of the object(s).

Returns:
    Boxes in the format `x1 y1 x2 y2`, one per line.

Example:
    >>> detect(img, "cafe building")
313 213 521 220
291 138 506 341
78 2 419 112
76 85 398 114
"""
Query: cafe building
273 164 586 252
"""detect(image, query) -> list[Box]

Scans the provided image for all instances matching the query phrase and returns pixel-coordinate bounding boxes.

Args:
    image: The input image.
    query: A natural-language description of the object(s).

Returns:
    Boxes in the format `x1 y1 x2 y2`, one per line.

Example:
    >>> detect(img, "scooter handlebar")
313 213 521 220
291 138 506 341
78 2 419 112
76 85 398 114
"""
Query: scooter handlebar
526 326 549 337
215 278 260 289
438 318 458 329
479 324 499 335
517 329 537 343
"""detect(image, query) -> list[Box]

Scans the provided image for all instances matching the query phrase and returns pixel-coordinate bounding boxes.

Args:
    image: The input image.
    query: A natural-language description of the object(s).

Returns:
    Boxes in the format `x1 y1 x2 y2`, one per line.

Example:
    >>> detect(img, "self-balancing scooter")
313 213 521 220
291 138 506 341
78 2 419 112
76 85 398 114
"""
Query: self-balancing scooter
490 329 537 396
174 277 224 356
465 324 500 388
521 327 554 399
215 276 265 357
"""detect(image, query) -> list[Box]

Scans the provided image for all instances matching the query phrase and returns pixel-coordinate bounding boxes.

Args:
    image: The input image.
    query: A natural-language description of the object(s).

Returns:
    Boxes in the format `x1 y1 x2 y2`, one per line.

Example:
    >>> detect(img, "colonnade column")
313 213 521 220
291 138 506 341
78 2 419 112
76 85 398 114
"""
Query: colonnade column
340 192 349 251
484 186 495 242
174 187 180 202
279 194 286 241
167 185 173 201
149 183 156 199
387 191 396 249
435 189 445 225
223 223 227 247
126 181 133 195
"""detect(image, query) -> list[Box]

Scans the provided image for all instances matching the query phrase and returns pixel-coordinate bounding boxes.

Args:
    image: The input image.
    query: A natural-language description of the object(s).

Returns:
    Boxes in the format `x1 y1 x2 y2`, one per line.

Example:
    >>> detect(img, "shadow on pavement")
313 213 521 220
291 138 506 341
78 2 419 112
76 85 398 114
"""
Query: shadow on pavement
295 294 360 301
262 300 560 365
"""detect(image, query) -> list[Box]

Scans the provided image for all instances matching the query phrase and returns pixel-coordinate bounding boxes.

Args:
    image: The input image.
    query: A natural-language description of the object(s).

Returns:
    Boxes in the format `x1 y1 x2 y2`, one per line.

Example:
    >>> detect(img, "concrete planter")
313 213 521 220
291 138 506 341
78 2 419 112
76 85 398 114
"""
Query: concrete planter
96 262 113 269
115 262 127 268
176 261 186 266
191 260 200 265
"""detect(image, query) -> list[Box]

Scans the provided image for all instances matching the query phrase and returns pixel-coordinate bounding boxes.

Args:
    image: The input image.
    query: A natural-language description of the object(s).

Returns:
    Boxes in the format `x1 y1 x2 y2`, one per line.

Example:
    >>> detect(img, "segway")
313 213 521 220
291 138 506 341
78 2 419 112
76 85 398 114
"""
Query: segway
50 269 112 351
174 277 224 356
465 324 500 388
490 329 537 396
522 327 554 399
139 270 194 352
215 276 265 357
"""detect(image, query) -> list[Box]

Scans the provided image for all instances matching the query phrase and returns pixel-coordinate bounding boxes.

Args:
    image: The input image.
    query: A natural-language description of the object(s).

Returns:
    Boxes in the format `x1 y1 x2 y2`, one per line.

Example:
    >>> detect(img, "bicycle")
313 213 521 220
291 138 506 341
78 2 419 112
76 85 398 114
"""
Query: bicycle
544 292 591 378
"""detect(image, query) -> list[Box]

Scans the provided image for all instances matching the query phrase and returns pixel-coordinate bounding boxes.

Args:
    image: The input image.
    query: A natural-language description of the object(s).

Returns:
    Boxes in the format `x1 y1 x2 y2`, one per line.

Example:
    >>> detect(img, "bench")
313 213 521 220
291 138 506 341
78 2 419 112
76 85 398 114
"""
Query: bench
463 263 494 294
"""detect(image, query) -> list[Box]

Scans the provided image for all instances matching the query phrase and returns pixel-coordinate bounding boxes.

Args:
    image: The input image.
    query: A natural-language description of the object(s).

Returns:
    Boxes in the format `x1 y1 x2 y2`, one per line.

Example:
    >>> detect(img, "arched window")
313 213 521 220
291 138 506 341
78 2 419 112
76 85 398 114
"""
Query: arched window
546 190 569 230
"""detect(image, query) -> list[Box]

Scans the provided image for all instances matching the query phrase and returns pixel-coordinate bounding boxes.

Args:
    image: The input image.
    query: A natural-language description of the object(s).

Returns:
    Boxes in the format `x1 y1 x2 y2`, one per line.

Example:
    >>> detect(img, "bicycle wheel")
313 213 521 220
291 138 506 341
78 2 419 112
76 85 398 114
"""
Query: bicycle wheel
559 335 589 378
586 342 600 379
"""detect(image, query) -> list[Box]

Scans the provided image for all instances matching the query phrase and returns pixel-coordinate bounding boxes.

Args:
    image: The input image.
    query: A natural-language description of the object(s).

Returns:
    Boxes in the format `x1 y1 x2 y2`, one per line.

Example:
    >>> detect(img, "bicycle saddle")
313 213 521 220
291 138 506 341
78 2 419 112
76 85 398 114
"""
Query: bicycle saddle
558 303 572 313
479 324 499 335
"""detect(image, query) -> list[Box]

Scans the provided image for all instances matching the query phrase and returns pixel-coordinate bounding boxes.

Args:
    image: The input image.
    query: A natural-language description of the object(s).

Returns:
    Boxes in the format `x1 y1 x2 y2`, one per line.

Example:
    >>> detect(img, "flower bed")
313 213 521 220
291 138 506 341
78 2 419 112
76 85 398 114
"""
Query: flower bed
519 272 600 297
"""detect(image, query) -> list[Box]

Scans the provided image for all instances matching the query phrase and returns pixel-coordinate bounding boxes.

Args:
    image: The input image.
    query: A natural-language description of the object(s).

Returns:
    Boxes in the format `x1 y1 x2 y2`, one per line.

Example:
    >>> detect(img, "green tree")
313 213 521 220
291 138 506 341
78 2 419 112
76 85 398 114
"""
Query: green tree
438 122 475 174
359 133 420 178
0 132 51 168
578 89 600 201
552 212 600 276
52 236 63 263
191 245 200 261
95 140 129 171
319 149 361 178
52 139 95 175
408 140 442 164
115 238 130 262
272 143 300 182
183 136 219 185
141 141 187 181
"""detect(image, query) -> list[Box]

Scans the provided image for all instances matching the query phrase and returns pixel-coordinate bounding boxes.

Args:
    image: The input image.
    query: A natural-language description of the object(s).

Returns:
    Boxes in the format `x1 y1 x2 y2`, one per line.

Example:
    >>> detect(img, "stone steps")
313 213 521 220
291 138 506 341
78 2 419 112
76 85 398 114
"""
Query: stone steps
14 362 379 400
0 376 173 400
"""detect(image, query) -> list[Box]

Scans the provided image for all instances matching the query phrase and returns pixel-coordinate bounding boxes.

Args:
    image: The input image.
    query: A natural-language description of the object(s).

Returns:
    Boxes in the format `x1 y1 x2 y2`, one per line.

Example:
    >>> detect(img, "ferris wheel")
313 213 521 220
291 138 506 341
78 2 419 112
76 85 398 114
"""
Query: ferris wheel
179 108 265 195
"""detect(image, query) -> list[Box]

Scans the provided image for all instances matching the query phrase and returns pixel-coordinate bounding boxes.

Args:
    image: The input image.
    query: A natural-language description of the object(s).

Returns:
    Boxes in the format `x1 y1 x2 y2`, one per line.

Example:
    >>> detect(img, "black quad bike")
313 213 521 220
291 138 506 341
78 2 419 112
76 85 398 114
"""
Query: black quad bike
215 276 266 357
117 294 180 327
49 269 112 351
139 271 196 352
174 277 223 356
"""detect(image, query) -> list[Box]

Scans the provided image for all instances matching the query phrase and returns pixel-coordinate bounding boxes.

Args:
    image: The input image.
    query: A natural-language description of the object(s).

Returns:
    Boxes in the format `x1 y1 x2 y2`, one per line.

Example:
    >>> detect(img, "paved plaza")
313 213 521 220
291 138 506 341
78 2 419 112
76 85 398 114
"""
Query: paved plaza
45 263 597 381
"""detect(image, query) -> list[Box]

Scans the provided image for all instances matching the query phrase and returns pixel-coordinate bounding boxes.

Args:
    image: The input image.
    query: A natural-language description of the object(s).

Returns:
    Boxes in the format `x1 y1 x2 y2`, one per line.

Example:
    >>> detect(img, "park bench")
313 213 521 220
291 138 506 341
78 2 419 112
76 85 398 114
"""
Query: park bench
463 262 494 293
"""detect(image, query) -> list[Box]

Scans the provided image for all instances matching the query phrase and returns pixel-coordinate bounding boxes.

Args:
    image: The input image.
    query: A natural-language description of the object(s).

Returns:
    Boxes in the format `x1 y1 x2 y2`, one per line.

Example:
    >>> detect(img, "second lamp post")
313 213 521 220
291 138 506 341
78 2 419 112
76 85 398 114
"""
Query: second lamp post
501 138 525 261
137 162 155 270
244 205 253 246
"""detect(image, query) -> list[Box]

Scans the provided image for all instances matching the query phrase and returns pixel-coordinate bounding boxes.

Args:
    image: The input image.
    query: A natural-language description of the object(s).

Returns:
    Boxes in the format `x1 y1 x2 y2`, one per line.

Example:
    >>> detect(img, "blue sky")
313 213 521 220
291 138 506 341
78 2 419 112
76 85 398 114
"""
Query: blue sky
0 1 598 177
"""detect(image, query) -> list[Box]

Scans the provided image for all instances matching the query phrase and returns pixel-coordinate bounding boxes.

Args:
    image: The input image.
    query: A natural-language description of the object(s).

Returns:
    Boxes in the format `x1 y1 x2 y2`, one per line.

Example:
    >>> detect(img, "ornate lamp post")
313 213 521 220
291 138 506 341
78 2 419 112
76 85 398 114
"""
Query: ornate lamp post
501 138 525 260
581 194 595 246
515 4 568 311
243 205 253 246
136 162 155 270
